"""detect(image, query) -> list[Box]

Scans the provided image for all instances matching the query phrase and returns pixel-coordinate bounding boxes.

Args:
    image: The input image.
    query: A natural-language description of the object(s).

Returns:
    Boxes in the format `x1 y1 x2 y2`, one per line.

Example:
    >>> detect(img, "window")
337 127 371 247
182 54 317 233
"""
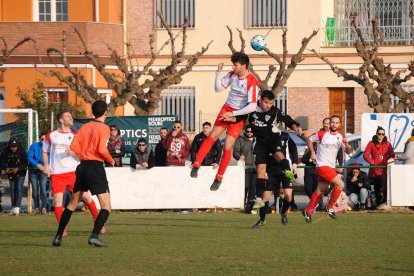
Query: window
155 0 195 28
275 87 288 113
35 0 68 22
154 86 196 132
97 89 112 104
46 88 68 104
245 0 287 28
333 0 414 46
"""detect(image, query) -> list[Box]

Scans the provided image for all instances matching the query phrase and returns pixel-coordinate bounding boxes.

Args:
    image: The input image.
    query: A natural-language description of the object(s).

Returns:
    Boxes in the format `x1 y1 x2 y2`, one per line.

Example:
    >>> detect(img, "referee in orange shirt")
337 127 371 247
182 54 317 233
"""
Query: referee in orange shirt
52 100 115 247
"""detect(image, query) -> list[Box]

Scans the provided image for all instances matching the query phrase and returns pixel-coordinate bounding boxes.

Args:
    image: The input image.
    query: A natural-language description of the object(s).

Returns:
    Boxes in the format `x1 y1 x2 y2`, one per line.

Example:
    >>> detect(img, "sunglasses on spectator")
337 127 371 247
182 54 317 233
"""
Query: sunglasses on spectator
110 128 117 131
138 143 146 147
173 126 181 129
377 133 385 136
246 130 253 133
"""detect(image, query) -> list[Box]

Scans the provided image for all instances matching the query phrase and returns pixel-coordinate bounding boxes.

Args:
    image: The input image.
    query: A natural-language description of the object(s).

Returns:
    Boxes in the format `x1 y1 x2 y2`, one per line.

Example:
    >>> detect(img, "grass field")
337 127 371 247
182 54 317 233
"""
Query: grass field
1 211 413 275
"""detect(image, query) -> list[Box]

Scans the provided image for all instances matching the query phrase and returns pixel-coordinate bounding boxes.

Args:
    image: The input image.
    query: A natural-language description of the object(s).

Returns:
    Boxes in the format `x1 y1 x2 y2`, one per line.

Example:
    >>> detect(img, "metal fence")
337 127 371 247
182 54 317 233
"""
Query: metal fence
155 0 195 28
330 0 414 46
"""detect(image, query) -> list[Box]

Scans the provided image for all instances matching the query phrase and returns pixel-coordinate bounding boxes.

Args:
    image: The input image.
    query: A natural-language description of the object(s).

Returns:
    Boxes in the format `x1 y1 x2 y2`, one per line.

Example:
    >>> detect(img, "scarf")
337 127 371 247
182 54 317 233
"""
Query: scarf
108 135 123 166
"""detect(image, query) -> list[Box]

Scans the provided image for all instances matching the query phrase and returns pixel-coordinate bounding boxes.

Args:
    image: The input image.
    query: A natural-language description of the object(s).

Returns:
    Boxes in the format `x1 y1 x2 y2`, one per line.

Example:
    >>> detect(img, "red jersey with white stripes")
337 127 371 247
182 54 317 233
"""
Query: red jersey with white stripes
43 130 79 175
217 71 259 109
308 130 345 168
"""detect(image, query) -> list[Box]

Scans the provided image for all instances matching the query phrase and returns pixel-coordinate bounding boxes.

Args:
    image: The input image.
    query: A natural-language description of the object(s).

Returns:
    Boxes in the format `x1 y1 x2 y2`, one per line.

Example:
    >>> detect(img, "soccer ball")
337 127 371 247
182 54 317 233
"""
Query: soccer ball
250 34 267 51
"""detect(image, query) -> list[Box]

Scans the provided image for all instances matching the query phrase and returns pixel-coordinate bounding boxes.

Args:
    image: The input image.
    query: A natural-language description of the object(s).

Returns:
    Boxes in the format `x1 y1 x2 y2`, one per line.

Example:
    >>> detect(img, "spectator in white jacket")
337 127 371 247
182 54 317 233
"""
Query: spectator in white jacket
399 129 414 165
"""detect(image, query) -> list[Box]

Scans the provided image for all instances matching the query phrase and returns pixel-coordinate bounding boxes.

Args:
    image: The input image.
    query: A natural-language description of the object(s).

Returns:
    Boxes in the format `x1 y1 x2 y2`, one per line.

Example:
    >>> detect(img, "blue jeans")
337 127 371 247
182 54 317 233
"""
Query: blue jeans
9 175 25 208
349 188 369 206
29 170 48 209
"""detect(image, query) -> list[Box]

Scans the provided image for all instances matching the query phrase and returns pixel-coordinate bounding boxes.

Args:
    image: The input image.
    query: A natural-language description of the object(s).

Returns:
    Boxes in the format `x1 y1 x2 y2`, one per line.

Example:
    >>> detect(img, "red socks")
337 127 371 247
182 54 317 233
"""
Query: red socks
86 200 99 220
194 136 216 167
217 149 232 180
306 193 321 215
327 187 342 209
55 206 64 223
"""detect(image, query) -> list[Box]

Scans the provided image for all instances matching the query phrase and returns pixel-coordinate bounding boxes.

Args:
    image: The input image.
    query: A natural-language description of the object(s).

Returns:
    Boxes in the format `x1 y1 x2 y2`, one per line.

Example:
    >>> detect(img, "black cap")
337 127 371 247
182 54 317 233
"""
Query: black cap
8 138 18 147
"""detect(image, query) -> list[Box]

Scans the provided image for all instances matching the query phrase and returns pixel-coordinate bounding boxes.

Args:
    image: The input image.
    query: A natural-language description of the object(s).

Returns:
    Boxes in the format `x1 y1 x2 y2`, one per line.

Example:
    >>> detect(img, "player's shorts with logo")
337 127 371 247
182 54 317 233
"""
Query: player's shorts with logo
213 104 245 139
51 171 76 195
254 134 283 164
74 160 109 195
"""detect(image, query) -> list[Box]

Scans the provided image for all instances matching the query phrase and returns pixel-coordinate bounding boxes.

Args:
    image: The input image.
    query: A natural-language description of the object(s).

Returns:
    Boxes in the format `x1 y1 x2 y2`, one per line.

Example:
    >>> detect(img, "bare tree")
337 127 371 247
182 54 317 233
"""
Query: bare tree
226 26 318 95
41 12 212 115
0 37 37 83
311 13 414 113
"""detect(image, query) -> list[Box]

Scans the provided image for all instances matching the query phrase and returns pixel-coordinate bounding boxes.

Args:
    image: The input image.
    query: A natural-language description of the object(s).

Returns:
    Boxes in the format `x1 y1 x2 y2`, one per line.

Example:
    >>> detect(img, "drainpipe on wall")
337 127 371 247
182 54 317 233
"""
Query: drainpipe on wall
95 0 100 22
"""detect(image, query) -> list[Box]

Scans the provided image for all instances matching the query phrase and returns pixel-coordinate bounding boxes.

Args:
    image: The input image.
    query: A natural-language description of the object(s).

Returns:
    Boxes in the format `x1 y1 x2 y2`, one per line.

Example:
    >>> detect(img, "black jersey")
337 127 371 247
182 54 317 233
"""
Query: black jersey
266 132 298 177
248 106 299 142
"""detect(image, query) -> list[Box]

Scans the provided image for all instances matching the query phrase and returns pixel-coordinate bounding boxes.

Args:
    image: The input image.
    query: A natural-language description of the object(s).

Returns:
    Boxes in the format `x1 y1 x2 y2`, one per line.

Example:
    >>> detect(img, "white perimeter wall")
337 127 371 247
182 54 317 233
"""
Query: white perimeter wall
95 166 245 209
389 165 414 207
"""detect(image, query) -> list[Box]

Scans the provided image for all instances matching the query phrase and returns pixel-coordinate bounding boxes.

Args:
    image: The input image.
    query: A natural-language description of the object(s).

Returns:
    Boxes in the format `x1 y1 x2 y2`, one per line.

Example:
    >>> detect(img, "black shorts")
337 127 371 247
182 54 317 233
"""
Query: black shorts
268 175 293 190
254 134 283 164
73 160 110 195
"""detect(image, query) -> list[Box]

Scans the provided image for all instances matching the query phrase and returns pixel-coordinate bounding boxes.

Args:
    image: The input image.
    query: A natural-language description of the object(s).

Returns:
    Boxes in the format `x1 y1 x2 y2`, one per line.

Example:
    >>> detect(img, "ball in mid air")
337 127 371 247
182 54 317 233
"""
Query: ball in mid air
250 34 267 51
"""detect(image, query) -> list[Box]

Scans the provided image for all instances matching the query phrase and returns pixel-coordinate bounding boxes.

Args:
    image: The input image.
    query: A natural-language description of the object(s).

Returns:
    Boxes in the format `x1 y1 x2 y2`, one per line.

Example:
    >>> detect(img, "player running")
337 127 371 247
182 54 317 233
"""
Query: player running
302 115 352 223
43 110 104 237
190 52 259 191
52 101 114 247
252 131 298 228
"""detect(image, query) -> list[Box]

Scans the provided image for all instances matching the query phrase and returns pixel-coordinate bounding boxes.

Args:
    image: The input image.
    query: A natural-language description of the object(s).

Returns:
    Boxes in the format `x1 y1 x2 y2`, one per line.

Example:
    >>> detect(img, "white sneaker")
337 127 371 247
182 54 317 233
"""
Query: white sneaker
14 207 20 216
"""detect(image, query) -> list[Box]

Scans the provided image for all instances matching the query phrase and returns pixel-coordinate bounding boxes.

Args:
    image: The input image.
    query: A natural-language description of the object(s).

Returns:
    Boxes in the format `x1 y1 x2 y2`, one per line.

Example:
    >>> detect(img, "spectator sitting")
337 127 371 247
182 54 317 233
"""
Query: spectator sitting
106 125 125 167
346 163 370 210
191 121 222 169
233 125 256 213
155 127 168 166
163 120 190 166
363 126 395 206
27 133 48 214
398 128 414 164
0 138 27 215
130 138 154 170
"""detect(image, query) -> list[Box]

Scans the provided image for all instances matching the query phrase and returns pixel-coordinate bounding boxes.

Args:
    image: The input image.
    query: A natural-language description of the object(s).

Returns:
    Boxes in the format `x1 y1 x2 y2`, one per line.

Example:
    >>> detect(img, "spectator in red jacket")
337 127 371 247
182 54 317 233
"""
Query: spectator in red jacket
363 126 395 206
163 121 191 166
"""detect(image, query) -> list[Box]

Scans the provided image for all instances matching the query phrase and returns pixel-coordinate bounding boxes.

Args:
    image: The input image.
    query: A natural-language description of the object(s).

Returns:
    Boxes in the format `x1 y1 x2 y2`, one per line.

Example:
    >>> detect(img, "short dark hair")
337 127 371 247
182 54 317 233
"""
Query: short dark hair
56 110 70 123
322 117 330 123
260 90 275 101
411 128 414 137
160 127 168 131
245 125 252 131
174 120 182 125
202 122 211 127
330 115 341 121
137 138 147 144
231 52 249 68
376 126 385 134
92 100 107 118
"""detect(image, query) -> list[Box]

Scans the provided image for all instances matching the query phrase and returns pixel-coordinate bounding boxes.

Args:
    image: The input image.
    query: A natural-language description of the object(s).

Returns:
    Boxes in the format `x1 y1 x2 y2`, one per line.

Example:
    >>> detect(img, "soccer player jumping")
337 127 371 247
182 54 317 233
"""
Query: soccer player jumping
302 115 352 223
190 52 259 191
52 101 114 247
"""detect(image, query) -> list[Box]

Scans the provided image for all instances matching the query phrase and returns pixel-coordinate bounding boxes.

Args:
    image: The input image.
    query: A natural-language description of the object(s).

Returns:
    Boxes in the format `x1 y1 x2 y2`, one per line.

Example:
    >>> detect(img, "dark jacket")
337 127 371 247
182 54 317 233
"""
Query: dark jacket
346 169 370 194
1 146 28 177
190 132 222 166
130 147 155 169
154 139 167 166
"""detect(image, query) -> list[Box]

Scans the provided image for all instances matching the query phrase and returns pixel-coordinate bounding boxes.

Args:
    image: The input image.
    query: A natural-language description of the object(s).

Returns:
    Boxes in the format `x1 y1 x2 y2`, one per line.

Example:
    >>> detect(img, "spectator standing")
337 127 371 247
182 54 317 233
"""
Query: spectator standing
363 126 395 206
130 138 155 170
155 127 168 166
399 128 414 164
346 164 370 210
233 125 256 212
191 122 222 168
1 138 27 215
106 125 125 167
163 121 190 166
27 133 48 214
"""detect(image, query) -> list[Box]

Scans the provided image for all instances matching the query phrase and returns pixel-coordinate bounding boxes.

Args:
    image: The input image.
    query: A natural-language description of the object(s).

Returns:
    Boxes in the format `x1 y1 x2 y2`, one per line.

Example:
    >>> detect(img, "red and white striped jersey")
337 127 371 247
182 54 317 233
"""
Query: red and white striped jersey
43 130 79 175
308 130 345 168
216 71 259 110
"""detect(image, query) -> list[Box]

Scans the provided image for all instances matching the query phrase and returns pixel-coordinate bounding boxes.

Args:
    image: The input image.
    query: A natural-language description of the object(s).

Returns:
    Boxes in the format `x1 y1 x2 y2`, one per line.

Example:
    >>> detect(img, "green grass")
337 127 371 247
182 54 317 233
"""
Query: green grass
0 211 413 275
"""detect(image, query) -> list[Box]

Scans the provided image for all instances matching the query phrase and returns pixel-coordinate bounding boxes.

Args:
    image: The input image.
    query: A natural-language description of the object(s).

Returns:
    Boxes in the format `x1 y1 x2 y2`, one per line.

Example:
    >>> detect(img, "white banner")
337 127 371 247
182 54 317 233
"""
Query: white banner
389 165 414 206
361 113 414 152
93 166 245 209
